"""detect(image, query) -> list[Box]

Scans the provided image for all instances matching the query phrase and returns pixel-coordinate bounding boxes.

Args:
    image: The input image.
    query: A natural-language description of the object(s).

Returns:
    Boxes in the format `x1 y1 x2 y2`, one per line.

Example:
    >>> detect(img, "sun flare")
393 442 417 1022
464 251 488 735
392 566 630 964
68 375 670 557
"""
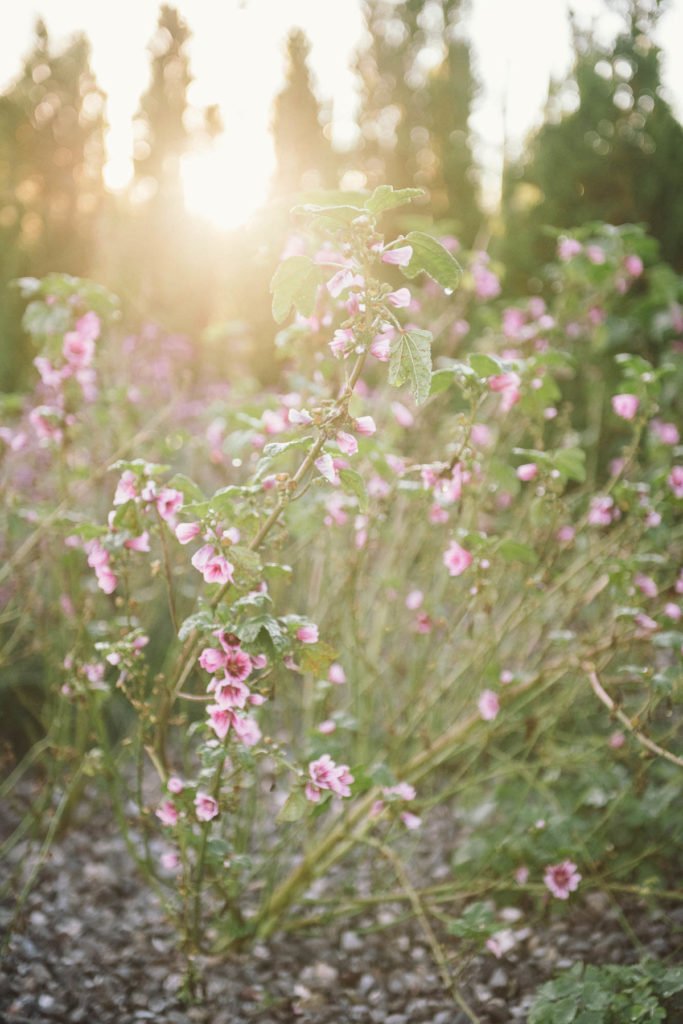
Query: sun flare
180 136 272 231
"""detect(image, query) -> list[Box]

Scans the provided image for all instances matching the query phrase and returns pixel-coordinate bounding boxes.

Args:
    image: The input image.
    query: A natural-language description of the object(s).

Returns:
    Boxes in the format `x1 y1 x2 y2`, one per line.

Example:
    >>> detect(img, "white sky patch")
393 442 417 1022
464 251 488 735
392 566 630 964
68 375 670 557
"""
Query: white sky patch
1 0 681 226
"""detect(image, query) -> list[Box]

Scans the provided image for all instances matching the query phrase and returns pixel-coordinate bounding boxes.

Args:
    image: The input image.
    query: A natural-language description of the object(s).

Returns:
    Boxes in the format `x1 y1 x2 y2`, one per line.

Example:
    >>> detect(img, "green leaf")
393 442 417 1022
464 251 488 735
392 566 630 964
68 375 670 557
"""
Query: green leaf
228 545 262 582
178 609 215 641
430 368 456 395
262 436 313 460
389 329 433 406
365 186 424 216
270 256 320 324
239 614 287 651
400 231 462 290
166 474 205 503
469 353 504 377
276 789 309 824
552 448 586 483
293 203 364 228
497 538 538 565
22 301 71 338
339 468 369 513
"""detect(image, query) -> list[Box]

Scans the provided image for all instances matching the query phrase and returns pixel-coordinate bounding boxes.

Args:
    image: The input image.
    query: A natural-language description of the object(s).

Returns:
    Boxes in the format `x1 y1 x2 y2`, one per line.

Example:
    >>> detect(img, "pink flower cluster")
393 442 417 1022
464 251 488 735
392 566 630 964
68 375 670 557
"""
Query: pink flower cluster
200 632 266 746
305 754 354 803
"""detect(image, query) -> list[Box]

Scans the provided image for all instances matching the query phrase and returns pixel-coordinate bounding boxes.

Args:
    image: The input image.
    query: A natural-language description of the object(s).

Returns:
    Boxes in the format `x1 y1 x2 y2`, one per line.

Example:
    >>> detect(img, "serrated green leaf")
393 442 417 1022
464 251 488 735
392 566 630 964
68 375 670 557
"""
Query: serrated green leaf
228 545 262 581
178 609 215 641
339 468 369 513
365 186 424 215
400 231 462 290
389 329 433 406
270 256 320 324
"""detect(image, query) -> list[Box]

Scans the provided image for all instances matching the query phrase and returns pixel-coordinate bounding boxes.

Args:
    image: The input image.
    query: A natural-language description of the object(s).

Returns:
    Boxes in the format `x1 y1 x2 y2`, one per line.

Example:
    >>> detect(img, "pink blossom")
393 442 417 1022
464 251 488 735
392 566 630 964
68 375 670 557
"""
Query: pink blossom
210 678 250 709
114 471 138 506
478 689 500 721
175 521 202 545
500 669 514 685
207 704 234 739
288 407 313 426
415 612 433 634
330 327 354 359
224 647 252 683
401 811 422 830
588 496 617 526
160 850 180 871
472 262 501 300
74 311 101 344
406 589 423 611
624 254 644 277
635 612 658 633
297 624 319 644
96 566 118 595
514 866 530 885
156 801 179 827
634 573 657 599
29 405 63 444
488 372 521 412
199 647 227 674
382 245 413 266
668 467 683 499
124 532 150 553
167 776 184 794
305 754 354 802
191 543 215 572
609 731 625 749
558 237 582 261
611 394 640 421
262 409 287 434
328 663 346 685
387 287 411 308
202 556 234 585
443 540 473 577
326 268 355 298
664 603 681 621
315 454 340 486
586 245 605 265
384 782 416 801
194 792 219 822
232 715 262 746
63 332 95 369
156 488 184 524
391 401 414 428
502 307 526 339
336 431 358 456
544 860 581 900
318 719 336 735
516 463 538 482
650 419 679 445
354 415 376 437
370 331 392 361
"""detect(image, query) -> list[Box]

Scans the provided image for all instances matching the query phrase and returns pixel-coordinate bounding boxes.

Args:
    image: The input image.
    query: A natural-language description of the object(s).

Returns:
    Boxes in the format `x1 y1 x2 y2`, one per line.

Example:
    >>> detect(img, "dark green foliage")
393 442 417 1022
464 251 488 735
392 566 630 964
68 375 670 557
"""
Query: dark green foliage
529 961 683 1023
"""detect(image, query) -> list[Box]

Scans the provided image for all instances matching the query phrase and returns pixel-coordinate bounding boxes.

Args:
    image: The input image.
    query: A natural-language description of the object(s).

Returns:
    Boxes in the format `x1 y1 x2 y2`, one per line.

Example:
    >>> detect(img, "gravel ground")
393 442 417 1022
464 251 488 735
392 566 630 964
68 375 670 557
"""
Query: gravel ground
1 795 681 1024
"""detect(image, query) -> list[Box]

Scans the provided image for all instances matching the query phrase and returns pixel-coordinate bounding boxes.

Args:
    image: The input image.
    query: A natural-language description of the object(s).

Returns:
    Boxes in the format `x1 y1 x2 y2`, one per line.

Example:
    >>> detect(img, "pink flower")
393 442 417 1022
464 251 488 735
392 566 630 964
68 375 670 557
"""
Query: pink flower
167 776 184 794
297 624 319 644
514 866 529 885
486 929 517 958
586 245 605 265
96 566 118 595
202 556 234 585
391 401 414 428
336 431 358 456
478 689 500 721
668 467 683 499
156 801 179 827
195 792 219 822
400 811 422 830
354 415 376 437
210 678 249 709
516 463 538 482
384 782 416 801
318 719 336 735
328 663 346 685
224 647 252 683
175 521 202 545
191 543 215 572
114 471 138 506
74 310 101 344
330 327 354 359
406 589 423 611
443 540 473 577
315 454 340 485
160 850 180 871
207 704 234 739
382 245 413 266
124 531 150 553
634 573 657 599
609 731 625 749
326 268 355 298
650 420 679 445
370 332 392 361
544 860 581 900
488 372 521 412
588 496 617 526
156 488 184 523
611 394 639 421
63 332 95 369
558 237 582 261
472 262 501 300
232 714 262 746
624 254 643 277
199 647 227 674
664 603 681 621
387 287 411 308
288 407 313 426
305 754 354 802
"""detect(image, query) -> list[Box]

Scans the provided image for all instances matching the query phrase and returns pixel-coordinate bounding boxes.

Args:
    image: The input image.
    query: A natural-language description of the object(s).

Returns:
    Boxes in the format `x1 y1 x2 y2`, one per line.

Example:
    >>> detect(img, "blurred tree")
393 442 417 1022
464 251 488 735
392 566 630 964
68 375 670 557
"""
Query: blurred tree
271 28 336 195
0 19 105 388
354 0 481 242
501 0 683 289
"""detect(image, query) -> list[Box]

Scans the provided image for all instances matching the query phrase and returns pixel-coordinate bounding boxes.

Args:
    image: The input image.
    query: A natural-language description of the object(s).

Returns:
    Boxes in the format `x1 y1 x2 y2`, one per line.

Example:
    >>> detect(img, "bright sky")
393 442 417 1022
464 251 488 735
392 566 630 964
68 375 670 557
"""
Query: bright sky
1 0 682 227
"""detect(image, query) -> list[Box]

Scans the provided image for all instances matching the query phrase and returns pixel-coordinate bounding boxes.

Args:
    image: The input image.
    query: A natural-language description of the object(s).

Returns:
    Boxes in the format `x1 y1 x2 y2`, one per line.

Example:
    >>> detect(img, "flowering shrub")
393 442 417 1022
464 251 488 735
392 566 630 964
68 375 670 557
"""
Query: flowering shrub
1 189 681 992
